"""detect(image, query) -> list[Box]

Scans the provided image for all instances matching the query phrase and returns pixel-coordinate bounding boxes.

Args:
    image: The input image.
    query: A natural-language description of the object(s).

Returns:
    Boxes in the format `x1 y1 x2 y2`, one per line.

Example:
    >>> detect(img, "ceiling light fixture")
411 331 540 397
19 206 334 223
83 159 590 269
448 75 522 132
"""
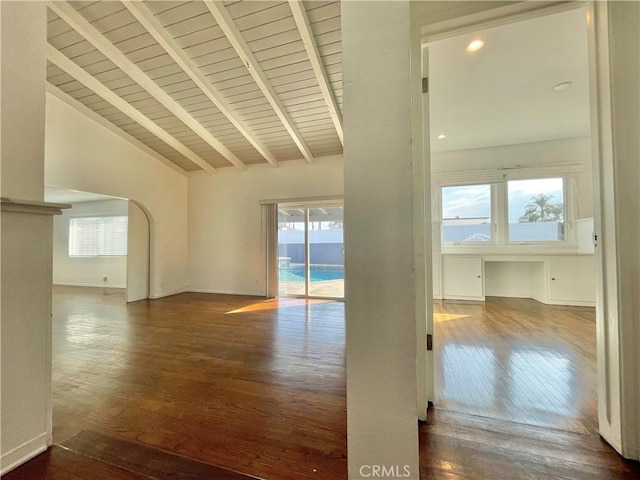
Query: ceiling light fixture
466 39 485 53
553 81 573 91
437 134 446 140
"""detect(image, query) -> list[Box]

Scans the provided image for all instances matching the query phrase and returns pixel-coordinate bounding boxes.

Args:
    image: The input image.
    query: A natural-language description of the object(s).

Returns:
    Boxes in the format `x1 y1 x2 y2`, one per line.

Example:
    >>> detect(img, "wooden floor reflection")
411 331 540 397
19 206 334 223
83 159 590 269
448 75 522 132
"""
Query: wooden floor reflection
8 288 637 479
434 297 598 434
49 286 347 480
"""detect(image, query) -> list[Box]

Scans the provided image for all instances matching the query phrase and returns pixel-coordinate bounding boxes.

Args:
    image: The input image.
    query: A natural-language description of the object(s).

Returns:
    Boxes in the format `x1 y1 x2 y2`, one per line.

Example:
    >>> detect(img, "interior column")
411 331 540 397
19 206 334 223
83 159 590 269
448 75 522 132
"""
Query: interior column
343 1 420 478
1 1 66 474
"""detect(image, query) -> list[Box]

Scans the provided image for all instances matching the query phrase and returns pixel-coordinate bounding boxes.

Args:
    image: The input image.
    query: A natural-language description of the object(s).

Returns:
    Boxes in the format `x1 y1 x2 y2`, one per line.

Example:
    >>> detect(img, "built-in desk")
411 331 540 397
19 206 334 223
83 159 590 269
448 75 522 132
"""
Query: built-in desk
439 254 596 306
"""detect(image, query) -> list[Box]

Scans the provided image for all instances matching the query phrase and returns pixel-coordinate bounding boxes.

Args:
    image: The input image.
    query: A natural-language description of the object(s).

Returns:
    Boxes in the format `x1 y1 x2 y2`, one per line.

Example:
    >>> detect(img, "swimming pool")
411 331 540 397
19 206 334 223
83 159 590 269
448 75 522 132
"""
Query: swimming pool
279 265 344 282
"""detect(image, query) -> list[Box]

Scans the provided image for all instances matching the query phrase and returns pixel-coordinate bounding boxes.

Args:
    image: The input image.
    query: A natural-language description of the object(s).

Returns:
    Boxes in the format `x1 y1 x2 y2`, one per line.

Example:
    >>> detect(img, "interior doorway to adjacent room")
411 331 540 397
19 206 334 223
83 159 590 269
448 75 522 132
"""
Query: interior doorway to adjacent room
422 4 599 435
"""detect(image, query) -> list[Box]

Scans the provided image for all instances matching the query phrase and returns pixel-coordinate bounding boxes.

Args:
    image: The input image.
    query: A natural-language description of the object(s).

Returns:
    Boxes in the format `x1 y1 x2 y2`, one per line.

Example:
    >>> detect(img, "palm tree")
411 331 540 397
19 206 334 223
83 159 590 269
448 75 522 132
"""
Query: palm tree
519 194 564 222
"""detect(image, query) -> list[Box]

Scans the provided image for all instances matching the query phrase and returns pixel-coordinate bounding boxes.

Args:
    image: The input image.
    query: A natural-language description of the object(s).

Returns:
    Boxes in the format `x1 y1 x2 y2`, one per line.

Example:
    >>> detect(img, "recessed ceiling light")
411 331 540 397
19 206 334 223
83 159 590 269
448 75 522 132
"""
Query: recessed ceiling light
553 81 573 91
466 39 485 53
437 134 446 140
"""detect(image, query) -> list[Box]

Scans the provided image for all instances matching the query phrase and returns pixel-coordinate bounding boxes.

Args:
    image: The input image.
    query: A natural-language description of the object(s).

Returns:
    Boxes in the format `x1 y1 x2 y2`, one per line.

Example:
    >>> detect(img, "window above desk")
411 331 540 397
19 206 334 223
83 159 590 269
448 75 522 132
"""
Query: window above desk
434 163 584 252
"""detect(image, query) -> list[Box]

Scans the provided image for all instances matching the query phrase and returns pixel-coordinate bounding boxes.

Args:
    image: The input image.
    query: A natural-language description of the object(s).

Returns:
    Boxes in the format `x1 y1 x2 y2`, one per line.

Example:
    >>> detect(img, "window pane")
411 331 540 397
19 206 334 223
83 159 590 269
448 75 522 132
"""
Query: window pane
308 206 344 299
442 185 492 242
508 178 564 241
278 208 306 296
69 217 100 256
69 216 128 256
101 216 128 255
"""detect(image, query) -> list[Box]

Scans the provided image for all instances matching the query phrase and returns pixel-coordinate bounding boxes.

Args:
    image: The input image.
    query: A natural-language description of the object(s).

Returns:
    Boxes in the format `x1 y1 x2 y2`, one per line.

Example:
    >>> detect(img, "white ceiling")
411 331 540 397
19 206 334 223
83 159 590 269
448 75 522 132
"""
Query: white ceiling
428 6 591 152
46 1 342 173
45 2 591 174
44 186 123 204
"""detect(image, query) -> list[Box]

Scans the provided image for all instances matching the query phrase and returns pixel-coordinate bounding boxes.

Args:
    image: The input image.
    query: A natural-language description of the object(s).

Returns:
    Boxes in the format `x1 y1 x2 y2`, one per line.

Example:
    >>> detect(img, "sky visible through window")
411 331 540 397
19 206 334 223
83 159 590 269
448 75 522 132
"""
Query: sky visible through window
507 178 563 222
442 179 563 222
442 184 491 220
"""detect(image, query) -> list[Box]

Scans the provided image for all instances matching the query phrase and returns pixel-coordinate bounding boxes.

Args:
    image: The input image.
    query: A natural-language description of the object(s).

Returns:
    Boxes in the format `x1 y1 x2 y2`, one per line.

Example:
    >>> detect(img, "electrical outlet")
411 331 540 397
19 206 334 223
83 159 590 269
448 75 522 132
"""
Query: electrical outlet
102 275 108 282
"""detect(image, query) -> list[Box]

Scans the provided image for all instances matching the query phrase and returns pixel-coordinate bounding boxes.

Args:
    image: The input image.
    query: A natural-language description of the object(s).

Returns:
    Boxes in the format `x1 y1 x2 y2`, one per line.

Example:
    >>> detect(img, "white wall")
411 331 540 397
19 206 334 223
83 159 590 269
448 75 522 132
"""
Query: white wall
484 261 535 298
432 136 594 218
343 2 420 478
1 2 53 474
0 2 46 201
53 199 128 288
45 93 189 298
188 156 343 295
127 201 151 302
606 0 640 460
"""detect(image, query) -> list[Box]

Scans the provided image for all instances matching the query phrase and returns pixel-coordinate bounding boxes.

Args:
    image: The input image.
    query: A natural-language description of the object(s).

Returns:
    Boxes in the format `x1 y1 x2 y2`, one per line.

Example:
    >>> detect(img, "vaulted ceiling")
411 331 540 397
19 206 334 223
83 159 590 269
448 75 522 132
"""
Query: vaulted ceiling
46 1 591 179
46 1 343 174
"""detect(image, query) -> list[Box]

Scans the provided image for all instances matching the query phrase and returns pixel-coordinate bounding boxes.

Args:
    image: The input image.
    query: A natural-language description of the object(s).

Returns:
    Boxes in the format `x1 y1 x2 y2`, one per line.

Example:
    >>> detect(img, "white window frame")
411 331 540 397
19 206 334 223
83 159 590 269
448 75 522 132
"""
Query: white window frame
435 164 581 253
69 215 128 257
504 176 571 245
440 183 497 245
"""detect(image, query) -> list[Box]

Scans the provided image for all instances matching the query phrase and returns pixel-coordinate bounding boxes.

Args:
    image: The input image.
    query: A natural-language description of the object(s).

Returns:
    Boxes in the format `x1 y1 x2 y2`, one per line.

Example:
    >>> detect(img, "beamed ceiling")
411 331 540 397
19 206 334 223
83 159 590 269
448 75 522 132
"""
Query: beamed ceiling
46 1 343 174
47 2 590 178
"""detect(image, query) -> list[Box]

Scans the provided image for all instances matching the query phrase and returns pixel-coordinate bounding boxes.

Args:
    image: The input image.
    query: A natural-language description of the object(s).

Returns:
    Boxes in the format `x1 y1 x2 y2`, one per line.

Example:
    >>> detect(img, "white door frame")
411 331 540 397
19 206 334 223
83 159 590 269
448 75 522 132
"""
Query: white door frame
267 199 345 300
412 0 634 458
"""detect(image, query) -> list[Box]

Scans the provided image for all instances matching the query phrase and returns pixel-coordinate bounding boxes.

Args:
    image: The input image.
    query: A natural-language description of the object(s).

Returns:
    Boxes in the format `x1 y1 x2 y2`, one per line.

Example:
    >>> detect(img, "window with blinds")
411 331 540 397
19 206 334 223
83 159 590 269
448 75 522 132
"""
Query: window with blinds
69 216 128 256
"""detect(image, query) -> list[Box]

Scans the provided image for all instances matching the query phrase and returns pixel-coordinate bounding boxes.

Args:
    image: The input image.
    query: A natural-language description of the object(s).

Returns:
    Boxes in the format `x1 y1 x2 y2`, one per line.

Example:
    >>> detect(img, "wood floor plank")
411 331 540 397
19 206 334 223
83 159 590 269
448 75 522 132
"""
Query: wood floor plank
62 430 262 480
420 425 640 480
41 287 639 480
434 297 599 435
51 287 347 480
2 446 145 480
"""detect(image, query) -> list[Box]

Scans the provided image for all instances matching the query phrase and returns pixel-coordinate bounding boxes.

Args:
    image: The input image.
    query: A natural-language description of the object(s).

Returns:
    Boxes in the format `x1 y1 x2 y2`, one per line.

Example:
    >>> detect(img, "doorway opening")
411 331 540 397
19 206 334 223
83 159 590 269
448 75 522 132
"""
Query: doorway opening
276 203 344 300
424 5 599 435
46 186 151 302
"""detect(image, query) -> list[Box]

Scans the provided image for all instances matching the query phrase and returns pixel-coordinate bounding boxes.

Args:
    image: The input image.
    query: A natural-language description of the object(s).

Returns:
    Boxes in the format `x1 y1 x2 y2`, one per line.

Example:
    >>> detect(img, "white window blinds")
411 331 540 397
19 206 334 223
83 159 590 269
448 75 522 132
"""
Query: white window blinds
69 216 128 256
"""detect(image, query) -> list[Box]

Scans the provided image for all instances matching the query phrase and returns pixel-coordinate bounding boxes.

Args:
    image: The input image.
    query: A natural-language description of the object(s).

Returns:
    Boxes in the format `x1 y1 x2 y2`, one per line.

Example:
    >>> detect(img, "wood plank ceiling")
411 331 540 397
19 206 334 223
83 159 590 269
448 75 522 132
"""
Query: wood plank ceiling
46 1 343 173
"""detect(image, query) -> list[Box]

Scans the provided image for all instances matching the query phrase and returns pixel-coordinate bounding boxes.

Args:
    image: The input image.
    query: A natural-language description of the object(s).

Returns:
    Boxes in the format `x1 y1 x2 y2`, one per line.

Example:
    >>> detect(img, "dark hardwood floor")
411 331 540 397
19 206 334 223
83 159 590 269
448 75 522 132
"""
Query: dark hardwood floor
49 287 346 480
421 409 640 480
5 288 639 479
434 297 598 435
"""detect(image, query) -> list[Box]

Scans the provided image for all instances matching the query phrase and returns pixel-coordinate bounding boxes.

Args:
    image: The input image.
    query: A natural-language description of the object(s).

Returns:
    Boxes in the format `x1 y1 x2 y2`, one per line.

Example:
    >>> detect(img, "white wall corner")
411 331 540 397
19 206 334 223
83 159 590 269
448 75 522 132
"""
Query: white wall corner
0 434 48 476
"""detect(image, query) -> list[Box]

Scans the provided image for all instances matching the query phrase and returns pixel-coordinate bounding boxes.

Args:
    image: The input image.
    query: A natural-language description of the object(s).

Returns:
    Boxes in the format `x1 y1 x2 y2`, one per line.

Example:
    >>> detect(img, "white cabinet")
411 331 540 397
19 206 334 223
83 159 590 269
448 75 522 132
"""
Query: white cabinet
547 256 596 305
442 256 484 301
437 254 595 306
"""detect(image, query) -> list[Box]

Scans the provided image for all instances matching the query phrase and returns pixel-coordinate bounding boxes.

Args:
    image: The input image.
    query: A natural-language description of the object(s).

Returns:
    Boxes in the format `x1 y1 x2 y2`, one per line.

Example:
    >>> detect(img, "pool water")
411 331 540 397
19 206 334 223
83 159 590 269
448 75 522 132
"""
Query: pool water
279 265 344 282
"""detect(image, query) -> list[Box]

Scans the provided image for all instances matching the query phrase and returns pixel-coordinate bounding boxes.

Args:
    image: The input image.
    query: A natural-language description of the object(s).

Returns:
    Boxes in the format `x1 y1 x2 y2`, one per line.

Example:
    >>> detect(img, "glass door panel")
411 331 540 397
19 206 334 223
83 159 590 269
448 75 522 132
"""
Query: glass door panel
308 206 344 298
278 208 307 296
277 204 344 299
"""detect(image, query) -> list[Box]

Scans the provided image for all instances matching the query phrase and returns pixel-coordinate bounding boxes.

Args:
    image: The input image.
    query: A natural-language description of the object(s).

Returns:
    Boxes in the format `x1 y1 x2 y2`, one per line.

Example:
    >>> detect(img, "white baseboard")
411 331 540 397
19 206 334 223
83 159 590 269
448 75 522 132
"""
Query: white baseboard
441 295 486 302
53 281 126 289
188 288 265 297
544 299 596 307
149 287 187 299
1 433 48 476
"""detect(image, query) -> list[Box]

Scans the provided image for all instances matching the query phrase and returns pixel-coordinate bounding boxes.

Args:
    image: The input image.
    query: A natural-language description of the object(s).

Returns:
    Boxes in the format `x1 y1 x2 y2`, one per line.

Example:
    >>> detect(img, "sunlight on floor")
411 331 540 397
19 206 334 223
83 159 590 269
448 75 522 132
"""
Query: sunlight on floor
434 313 471 323
226 298 333 314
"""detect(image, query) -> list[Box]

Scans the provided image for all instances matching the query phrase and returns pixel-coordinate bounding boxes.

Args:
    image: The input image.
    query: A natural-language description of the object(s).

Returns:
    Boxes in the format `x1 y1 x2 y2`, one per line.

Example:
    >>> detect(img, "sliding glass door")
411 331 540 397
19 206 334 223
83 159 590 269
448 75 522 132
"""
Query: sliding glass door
277 204 344 299
277 207 307 296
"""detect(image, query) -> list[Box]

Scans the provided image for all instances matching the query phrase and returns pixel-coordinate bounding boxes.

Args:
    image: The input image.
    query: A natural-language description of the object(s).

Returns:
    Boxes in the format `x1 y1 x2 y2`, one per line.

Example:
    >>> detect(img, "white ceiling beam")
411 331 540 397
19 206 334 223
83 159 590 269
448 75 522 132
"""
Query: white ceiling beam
49 2 244 171
288 0 343 146
123 1 278 168
46 83 188 177
47 45 216 173
204 0 315 164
